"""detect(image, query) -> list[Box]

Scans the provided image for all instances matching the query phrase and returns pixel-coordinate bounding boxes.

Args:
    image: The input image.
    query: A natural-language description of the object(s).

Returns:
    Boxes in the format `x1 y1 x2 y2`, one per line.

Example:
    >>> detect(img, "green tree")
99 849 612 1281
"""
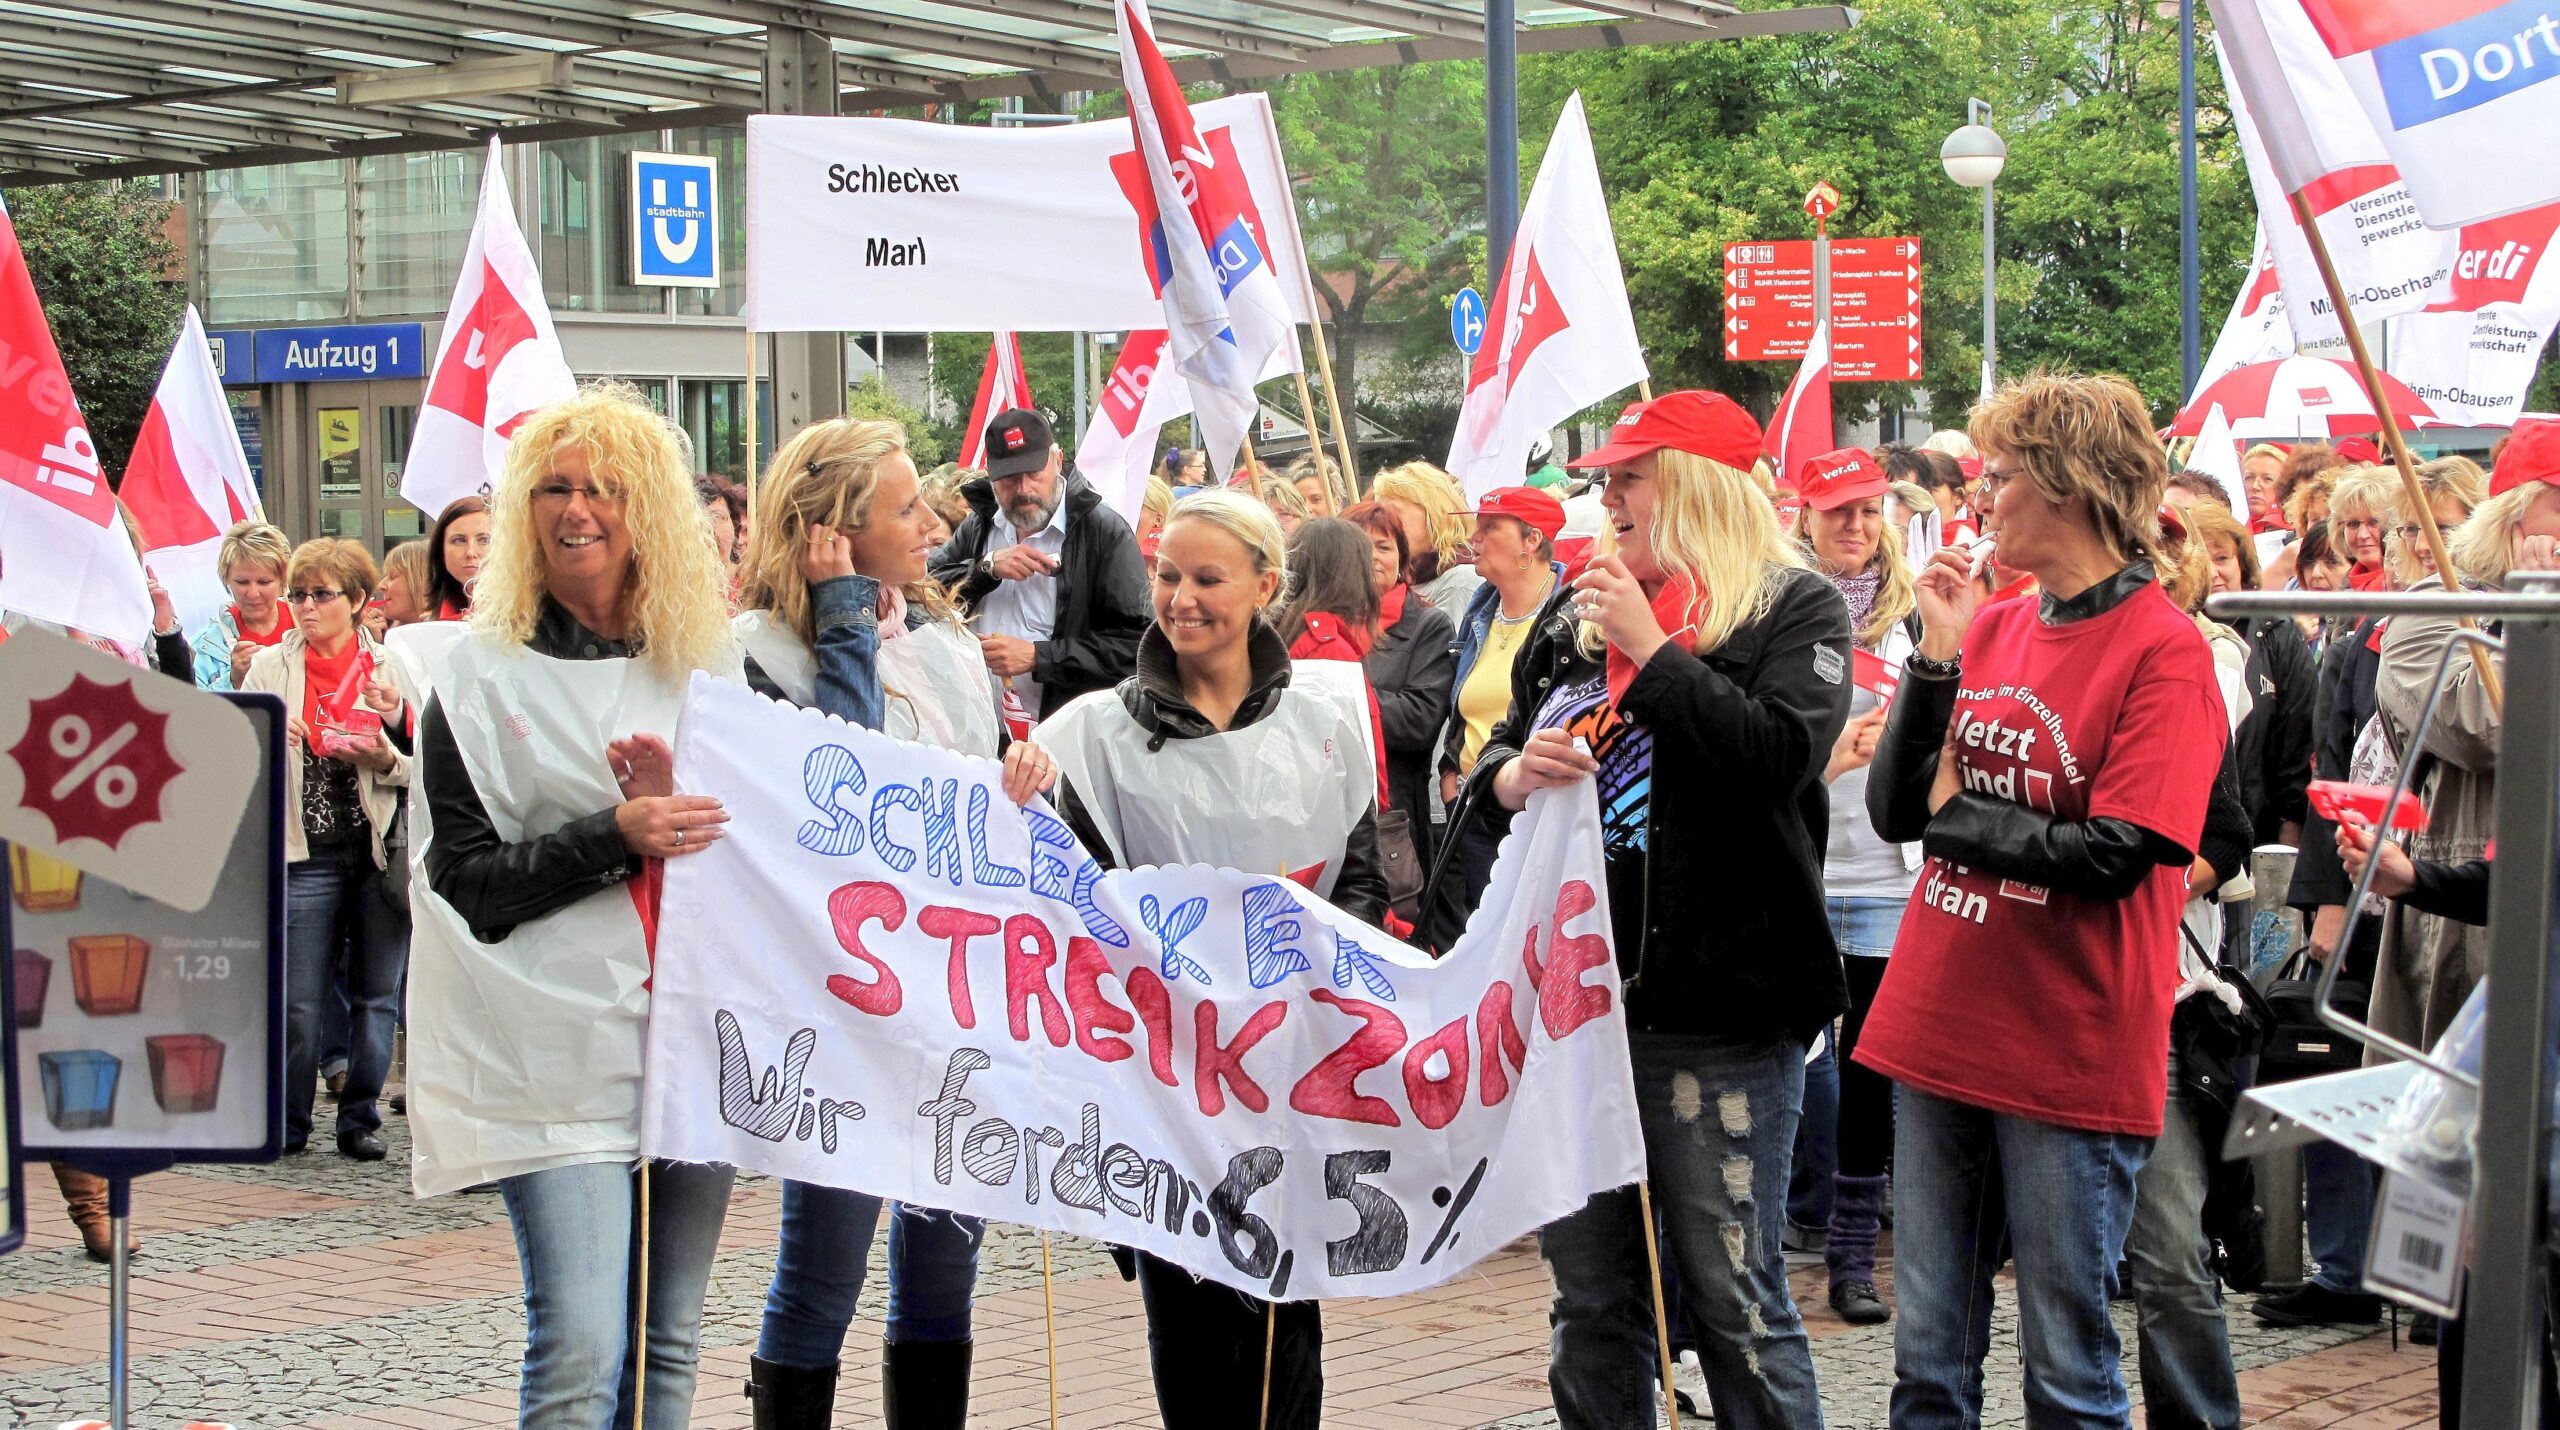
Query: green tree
846 374 947 467
5 180 184 477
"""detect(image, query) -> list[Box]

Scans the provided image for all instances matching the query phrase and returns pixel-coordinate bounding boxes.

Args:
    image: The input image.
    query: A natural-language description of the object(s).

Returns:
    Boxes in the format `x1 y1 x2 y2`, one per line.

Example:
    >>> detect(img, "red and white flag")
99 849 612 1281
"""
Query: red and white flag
956 333 1036 470
121 305 262 640
401 137 577 521
2197 224 2316 396
1117 0 1301 480
2387 202 2560 426
0 195 148 643
1073 330 1194 522
1447 93 1647 500
1767 320 1835 487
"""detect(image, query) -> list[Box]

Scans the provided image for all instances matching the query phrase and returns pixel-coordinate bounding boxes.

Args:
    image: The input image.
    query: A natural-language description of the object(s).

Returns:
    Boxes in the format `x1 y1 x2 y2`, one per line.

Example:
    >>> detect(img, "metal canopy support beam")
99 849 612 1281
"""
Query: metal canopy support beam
764 25 844 446
910 0 1318 58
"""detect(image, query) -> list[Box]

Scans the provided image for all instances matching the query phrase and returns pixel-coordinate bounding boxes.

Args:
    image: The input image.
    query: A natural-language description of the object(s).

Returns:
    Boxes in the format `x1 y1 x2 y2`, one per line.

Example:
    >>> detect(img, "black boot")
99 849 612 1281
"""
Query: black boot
881 1338 973 1430
744 1355 838 1430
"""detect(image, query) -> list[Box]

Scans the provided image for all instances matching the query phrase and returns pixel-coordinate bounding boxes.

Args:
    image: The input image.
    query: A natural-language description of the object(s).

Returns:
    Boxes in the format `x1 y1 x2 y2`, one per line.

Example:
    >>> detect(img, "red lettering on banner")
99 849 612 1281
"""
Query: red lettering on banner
1403 1016 1472 1132
1063 936 1136 1063
1289 988 1407 1129
918 904 1002 1029
1519 921 1548 994
824 882 907 1016
1540 880 1615 1040
1002 914 1070 1049
1476 980 1528 1107
1194 1000 1287 1117
1124 965 1180 1088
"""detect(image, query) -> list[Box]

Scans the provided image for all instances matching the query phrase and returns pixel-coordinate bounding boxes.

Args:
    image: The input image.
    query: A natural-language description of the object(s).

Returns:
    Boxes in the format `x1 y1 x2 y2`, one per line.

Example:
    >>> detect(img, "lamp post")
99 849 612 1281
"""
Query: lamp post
1940 100 2007 402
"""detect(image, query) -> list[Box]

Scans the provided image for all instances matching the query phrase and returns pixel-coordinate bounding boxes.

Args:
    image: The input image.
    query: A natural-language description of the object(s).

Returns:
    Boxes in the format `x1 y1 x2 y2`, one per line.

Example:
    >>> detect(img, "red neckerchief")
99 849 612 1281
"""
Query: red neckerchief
234 603 295 649
299 637 364 748
2251 511 2291 535
1606 578 1700 705
2349 562 2389 592
1380 582 1408 629
435 597 471 621
1991 571 2040 606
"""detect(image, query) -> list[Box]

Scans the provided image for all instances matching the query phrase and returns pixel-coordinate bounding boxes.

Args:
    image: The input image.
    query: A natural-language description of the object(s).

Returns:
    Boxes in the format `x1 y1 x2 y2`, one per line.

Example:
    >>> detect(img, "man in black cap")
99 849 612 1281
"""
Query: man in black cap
931 406 1150 719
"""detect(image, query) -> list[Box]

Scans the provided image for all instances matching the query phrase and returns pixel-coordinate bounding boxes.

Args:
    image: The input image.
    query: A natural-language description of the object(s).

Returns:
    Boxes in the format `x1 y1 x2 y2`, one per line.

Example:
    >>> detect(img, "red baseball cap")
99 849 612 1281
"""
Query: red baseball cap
1569 390 1764 473
1468 485 1566 540
2158 502 2189 543
1793 448 1889 511
2335 436 2382 465
2491 418 2560 497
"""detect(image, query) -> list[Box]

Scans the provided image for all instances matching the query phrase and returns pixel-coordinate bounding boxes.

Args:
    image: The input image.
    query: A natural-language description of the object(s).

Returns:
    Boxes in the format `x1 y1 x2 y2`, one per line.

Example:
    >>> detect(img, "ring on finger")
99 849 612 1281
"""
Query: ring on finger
675 828 686 847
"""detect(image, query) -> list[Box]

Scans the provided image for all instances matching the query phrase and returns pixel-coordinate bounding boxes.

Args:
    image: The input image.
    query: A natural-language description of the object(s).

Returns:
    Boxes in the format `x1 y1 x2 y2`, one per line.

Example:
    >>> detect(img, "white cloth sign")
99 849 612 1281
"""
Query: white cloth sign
642 673 1645 1299
2386 202 2560 427
746 96 1314 335
1075 330 1193 524
121 306 264 642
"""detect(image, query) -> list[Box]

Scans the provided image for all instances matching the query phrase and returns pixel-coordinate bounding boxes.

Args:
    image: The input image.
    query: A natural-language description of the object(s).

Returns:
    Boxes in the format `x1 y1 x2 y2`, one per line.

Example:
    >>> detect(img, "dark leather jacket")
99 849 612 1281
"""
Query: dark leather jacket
928 468 1150 719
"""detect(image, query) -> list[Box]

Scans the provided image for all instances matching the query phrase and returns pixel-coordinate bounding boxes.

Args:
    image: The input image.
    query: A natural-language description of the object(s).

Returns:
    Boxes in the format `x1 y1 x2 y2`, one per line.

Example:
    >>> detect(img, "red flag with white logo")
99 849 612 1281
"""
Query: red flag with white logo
0 195 149 642
121 305 263 641
1073 330 1194 522
1767 320 1835 487
1447 93 1647 500
401 138 577 520
957 333 1036 470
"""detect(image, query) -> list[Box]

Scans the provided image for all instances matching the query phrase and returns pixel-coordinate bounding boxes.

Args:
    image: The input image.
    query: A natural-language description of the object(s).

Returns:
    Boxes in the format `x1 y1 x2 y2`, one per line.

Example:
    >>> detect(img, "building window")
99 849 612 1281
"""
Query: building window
203 160 349 324
671 126 746 320
538 132 664 315
355 149 484 317
679 377 771 481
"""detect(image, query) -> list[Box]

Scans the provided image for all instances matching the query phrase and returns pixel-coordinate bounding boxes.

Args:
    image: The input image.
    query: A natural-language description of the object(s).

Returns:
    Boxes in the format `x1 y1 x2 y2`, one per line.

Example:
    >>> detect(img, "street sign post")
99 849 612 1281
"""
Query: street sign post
1722 237 1923 382
1451 286 1487 356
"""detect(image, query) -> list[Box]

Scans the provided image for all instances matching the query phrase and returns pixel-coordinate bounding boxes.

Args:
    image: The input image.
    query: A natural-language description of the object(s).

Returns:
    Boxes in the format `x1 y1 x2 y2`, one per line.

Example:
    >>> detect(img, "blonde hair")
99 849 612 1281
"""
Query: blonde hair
2381 457 2489 586
2183 498 2260 590
740 417 961 646
1141 476 1174 529
2284 467 2337 533
1257 473 1311 524
217 520 292 582
1968 371 2171 569
1163 488 1289 610
285 537 381 606
1369 462 1471 566
2449 478 2548 587
382 539 431 611
1922 429 1978 460
2155 519 2215 614
1886 480 1933 517
2242 442 2289 472
1584 448 1807 657
471 383 734 678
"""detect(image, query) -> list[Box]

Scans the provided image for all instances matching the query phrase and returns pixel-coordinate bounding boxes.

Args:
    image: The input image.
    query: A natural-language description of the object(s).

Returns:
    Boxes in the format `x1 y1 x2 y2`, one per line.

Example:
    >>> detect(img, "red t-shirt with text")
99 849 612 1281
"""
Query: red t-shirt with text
1855 583 2226 1137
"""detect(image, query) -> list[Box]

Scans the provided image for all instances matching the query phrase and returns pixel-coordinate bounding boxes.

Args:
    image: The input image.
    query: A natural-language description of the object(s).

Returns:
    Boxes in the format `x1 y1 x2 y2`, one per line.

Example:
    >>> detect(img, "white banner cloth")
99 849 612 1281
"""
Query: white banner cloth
2386 203 2560 427
121 306 263 642
642 674 1645 1299
745 96 1314 335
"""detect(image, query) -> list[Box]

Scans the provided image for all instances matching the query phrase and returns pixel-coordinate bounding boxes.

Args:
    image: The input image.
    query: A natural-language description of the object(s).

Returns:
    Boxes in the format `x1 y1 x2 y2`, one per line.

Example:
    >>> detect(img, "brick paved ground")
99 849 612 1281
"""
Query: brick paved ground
0 1116 2433 1429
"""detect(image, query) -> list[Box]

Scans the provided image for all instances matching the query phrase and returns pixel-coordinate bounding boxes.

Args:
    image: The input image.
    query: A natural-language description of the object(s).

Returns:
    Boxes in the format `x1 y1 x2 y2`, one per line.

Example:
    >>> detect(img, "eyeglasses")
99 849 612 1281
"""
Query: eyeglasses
1977 465 2025 496
532 481 625 509
285 588 344 604
2398 522 2460 541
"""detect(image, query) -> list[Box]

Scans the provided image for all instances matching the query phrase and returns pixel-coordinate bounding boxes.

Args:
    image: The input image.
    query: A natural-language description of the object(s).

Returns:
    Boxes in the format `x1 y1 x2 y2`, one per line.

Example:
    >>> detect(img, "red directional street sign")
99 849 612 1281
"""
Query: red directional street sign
1722 236 1923 382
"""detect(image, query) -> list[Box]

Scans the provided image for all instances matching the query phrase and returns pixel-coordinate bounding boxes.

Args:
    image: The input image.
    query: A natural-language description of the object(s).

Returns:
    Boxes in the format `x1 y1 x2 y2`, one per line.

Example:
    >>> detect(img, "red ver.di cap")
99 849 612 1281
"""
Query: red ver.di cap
982 406 1055 479
1793 448 1888 511
1569 390 1764 474
2491 418 2560 497
1468 485 1567 541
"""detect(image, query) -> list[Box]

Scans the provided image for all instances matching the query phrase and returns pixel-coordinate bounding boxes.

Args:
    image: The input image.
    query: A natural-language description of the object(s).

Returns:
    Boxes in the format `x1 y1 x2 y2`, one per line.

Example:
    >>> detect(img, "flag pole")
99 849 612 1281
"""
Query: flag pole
2285 189 2503 713
1638 1181 1684 1430
1305 312 1361 495
744 328 761 525
1289 360 1326 480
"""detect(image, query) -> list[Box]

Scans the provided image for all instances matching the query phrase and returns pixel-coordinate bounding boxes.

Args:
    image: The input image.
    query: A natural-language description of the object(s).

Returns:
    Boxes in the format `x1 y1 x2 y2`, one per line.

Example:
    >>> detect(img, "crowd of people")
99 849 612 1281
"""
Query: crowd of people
21 368 2556 1430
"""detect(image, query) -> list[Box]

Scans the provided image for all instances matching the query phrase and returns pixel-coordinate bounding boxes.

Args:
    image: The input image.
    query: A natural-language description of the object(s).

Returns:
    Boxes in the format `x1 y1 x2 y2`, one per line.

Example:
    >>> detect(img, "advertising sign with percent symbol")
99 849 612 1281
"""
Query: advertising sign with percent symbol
0 631 284 1162
1723 236 1924 381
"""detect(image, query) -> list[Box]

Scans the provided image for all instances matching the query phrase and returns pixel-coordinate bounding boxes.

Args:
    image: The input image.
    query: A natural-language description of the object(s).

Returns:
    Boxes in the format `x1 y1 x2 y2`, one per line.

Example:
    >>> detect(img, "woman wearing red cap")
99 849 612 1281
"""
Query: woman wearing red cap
1860 373 2228 1429
1462 389 1851 1428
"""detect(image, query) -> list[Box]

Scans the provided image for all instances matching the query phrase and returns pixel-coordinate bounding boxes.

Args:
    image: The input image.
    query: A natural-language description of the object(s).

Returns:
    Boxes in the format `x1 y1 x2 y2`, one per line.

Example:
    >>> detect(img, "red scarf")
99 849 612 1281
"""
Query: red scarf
1606 578 1701 706
435 596 471 621
299 636 364 750
1380 582 1408 630
2251 510 2291 535
2349 562 2389 592
234 603 294 648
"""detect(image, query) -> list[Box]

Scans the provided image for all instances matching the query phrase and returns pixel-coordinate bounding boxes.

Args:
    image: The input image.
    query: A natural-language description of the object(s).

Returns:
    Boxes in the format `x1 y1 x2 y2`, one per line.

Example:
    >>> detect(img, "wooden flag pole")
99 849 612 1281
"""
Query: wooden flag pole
1040 1233 1061 1430
1637 1181 1684 1430
1258 1300 1279 1430
2286 189 2503 713
743 329 761 525
1289 361 1328 482
631 1163 653 1430
1305 312 1361 495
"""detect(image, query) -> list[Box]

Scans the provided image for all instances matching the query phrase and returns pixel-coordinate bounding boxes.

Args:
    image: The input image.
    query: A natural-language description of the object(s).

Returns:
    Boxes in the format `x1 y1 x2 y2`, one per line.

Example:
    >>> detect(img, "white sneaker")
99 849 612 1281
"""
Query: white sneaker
1670 1349 1712 1420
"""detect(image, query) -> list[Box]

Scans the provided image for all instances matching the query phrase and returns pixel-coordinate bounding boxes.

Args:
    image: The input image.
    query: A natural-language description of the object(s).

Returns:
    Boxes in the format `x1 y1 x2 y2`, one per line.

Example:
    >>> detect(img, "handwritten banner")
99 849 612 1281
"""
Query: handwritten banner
641 674 1644 1300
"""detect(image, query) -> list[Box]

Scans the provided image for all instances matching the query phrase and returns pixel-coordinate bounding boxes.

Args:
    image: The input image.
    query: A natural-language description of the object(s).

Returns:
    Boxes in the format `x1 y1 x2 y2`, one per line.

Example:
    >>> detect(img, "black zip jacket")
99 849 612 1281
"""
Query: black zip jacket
420 600 643 944
2231 615 2318 844
2289 613 2387 911
1053 621 1390 926
929 468 1150 720
1869 565 2197 899
2404 856 2491 926
1429 564 1854 1044
1364 591 1457 860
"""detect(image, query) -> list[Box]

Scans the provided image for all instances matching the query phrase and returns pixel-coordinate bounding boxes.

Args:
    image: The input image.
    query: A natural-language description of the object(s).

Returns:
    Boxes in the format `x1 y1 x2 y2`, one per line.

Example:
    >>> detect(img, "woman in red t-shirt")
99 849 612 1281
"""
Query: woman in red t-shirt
1860 373 2228 1428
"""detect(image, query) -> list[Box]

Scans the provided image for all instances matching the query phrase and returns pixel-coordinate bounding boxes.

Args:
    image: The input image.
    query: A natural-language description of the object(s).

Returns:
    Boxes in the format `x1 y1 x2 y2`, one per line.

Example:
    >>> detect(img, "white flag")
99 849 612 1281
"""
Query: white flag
1447 94 1647 501
120 306 262 640
400 138 577 521
2386 202 2560 427
1075 330 1194 523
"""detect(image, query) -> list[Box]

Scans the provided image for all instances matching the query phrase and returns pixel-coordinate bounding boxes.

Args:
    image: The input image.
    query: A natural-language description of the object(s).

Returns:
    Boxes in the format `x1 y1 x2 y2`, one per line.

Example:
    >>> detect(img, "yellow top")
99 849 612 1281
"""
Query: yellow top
1457 613 1536 773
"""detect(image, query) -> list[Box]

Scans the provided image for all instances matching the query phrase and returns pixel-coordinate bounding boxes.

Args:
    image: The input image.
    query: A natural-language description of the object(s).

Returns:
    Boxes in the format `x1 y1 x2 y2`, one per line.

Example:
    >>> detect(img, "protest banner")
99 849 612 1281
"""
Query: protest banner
642 674 1645 1301
1075 330 1192 523
2386 202 2560 427
745 95 1313 335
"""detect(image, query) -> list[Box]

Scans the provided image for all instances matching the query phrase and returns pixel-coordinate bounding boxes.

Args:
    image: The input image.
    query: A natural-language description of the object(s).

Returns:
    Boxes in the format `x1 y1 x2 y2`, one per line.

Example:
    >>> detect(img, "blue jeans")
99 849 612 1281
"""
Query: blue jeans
1543 1035 1826 1430
1790 1029 1838 1235
2127 1057 2241 1430
758 1181 984 1366
1891 1085 2151 1430
500 1159 736 1430
284 847 406 1145
2304 1141 2376 1293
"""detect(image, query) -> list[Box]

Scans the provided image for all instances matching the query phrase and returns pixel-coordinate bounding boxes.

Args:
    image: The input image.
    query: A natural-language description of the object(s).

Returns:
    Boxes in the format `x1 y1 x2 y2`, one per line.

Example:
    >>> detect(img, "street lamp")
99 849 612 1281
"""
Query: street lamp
1941 99 2006 402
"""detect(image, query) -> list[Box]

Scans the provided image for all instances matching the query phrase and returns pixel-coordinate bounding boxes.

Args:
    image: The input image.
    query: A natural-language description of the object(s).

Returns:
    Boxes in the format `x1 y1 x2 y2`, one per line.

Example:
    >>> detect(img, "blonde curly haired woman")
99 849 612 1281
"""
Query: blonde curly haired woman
407 383 744 1430
1371 461 1484 612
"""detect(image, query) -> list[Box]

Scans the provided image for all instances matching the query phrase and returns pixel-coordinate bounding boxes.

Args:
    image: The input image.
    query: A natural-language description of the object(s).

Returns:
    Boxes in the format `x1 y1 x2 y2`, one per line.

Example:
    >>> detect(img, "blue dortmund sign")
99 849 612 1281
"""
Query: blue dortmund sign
631 151 719 288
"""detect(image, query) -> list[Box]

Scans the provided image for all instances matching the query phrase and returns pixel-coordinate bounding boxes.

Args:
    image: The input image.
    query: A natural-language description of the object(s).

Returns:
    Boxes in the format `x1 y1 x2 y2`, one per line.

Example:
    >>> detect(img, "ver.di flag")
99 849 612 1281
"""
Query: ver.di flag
957 333 1036 470
401 137 577 521
2386 201 2560 425
0 194 149 644
1117 0 1301 479
120 305 264 642
1075 330 1194 524
1447 93 1647 501
1767 319 1835 487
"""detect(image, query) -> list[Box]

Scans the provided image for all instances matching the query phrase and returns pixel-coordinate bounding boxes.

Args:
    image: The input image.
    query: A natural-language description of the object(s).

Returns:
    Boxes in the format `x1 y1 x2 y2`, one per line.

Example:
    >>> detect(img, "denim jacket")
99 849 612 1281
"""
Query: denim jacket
742 574 919 729
1436 560 1572 777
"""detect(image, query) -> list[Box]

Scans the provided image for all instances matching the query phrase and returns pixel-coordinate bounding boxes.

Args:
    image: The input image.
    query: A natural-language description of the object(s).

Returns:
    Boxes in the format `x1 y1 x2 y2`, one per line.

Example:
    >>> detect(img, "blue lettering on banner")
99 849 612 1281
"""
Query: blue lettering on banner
2376 0 2560 127
1208 217 1265 298
631 152 719 287
251 324 424 384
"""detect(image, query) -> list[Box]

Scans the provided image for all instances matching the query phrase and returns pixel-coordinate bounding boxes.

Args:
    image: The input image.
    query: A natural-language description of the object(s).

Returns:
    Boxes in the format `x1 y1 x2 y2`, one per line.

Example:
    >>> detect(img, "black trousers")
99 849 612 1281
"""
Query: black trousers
1836 953 1894 1178
1134 1250 1324 1429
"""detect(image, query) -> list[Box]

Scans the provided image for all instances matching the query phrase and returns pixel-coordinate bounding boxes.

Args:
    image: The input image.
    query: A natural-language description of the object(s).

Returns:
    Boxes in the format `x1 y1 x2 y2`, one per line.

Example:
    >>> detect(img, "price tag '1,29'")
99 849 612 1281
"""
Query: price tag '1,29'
2365 1169 2467 1317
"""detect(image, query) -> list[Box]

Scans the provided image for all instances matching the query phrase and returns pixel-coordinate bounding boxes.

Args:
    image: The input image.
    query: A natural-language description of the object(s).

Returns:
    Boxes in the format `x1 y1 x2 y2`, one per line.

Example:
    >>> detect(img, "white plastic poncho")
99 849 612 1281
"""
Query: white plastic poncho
1038 660 1375 900
392 624 742 1196
732 608 1004 759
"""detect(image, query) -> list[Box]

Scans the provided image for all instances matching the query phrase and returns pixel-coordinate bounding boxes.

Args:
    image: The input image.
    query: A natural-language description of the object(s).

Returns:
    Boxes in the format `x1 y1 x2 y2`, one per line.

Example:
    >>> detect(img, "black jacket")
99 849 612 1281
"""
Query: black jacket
2289 613 2387 911
420 600 642 944
2231 615 2318 846
1364 590 1457 859
1054 621 1390 926
929 468 1150 719
1429 564 1854 1044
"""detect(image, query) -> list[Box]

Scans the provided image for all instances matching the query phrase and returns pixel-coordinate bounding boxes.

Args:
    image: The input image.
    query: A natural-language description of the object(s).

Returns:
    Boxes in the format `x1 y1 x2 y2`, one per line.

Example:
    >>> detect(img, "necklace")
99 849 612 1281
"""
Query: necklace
1493 574 1555 626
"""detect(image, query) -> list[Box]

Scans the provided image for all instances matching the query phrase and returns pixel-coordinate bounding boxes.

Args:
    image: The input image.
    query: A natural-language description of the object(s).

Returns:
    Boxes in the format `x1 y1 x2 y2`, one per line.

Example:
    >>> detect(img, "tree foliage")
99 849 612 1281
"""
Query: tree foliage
6 180 184 477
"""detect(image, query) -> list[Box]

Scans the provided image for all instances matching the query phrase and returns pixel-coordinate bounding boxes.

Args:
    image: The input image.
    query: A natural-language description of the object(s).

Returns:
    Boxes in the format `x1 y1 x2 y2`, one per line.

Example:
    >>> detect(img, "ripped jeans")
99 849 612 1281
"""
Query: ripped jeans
1543 1034 1826 1430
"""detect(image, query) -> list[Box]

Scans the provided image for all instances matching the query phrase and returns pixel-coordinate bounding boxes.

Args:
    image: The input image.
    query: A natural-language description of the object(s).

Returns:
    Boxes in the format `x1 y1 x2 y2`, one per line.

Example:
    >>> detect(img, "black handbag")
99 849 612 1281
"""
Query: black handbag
1375 806 1426 925
2259 949 2369 1080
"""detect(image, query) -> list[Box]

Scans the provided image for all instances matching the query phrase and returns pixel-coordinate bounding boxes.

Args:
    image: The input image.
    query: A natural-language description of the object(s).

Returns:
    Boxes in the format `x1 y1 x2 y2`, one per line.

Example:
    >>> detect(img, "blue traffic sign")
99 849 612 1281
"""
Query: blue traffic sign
630 151 719 288
1451 286 1487 355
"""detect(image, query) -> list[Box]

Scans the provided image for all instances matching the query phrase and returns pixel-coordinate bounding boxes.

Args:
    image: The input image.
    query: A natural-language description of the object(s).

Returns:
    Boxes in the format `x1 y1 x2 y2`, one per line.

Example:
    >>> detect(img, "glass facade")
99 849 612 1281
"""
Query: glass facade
538 131 662 315
354 149 484 316
679 378 772 482
672 126 747 320
202 160 349 325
